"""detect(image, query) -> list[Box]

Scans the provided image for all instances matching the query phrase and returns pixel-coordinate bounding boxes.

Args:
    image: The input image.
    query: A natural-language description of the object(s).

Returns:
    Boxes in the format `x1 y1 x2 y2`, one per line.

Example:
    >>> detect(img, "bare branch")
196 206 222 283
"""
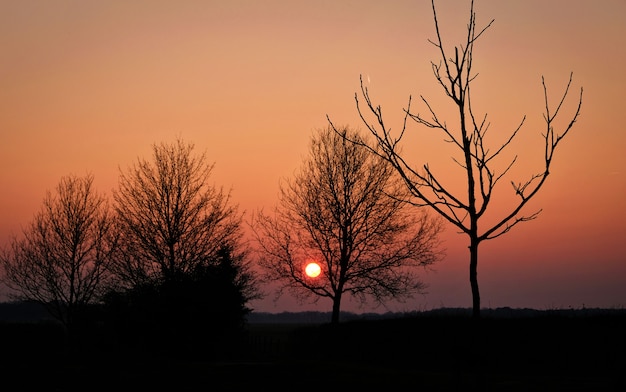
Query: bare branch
251 126 444 323
337 0 582 317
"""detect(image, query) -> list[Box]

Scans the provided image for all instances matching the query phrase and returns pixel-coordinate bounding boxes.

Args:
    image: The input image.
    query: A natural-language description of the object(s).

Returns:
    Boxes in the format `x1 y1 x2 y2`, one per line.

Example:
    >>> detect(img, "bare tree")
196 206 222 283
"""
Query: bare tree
112 138 247 287
0 174 117 328
329 0 583 318
251 125 444 324
106 138 259 356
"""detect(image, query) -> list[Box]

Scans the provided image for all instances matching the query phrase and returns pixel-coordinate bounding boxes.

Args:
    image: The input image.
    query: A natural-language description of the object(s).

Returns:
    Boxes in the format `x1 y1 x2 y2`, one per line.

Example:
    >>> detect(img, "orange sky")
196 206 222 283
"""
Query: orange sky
1 0 625 313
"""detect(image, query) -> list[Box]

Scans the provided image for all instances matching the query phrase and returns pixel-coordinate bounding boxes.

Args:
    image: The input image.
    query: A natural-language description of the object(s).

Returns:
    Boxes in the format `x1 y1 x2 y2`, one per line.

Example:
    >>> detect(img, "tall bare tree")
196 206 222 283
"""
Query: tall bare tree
0 174 117 328
107 138 258 357
251 126 443 324
112 138 247 287
329 0 583 318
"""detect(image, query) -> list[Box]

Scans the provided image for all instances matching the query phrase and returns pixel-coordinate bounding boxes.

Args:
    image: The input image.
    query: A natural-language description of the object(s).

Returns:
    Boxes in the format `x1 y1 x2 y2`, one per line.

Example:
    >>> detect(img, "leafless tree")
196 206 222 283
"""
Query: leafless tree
112 138 248 288
329 0 583 318
251 126 444 324
0 174 117 328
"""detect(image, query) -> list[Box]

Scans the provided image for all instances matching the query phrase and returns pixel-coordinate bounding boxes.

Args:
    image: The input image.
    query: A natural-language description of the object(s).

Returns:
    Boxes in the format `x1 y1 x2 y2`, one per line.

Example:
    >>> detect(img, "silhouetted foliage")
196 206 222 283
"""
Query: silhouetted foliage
103 245 252 360
251 125 443 324
329 0 583 318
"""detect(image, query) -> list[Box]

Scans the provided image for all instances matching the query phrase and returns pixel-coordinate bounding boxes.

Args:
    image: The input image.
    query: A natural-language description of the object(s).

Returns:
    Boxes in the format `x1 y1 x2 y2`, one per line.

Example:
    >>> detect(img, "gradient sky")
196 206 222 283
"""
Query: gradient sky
1 0 625 313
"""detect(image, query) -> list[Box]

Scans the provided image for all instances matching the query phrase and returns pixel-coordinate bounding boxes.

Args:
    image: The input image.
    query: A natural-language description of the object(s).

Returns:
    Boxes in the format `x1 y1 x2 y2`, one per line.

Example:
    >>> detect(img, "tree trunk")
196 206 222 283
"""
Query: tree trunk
469 238 480 318
331 294 342 324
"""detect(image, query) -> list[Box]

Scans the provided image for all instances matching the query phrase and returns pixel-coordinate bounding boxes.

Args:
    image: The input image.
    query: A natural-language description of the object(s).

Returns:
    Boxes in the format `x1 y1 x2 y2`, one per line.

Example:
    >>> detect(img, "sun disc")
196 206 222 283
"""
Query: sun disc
305 262 321 278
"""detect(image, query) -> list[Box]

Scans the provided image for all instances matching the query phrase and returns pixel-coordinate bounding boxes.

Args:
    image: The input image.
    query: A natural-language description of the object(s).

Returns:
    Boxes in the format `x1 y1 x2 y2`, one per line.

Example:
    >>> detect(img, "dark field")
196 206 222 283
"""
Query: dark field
1 309 625 391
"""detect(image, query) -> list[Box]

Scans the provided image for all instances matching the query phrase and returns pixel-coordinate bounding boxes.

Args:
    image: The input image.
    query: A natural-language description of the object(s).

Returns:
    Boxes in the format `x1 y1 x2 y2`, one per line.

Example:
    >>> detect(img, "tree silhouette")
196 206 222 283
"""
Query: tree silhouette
329 0 583 318
251 125 443 324
108 138 259 356
103 244 254 359
111 138 248 287
0 173 117 331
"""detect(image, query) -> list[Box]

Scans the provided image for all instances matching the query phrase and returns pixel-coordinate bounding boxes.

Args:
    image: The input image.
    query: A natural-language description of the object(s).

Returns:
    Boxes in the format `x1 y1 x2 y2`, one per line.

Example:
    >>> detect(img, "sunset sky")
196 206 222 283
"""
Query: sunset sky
1 0 625 314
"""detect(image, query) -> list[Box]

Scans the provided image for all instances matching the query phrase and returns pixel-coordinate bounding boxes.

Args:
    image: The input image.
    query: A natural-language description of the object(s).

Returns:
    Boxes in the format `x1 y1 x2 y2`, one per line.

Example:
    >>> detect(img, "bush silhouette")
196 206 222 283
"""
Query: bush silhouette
103 247 251 360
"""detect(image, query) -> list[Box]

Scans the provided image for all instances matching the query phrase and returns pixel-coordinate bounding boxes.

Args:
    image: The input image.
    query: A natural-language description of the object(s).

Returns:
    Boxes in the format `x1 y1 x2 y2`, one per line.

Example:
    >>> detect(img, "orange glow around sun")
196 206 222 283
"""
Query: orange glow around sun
305 262 321 278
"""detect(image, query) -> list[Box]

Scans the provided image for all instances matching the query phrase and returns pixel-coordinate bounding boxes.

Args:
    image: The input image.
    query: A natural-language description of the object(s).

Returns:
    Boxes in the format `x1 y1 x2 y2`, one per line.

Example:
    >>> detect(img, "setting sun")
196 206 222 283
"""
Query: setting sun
305 262 321 278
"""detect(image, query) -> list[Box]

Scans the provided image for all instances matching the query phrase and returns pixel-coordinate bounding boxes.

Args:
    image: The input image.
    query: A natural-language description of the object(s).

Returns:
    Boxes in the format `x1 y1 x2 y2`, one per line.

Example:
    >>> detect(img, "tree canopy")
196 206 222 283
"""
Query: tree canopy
252 125 443 323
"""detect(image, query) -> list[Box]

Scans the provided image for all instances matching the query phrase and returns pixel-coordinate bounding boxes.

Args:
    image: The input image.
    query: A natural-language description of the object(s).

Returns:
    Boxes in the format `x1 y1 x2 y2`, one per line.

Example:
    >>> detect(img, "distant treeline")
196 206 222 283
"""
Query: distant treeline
0 300 55 322
2 300 625 325
247 306 626 324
